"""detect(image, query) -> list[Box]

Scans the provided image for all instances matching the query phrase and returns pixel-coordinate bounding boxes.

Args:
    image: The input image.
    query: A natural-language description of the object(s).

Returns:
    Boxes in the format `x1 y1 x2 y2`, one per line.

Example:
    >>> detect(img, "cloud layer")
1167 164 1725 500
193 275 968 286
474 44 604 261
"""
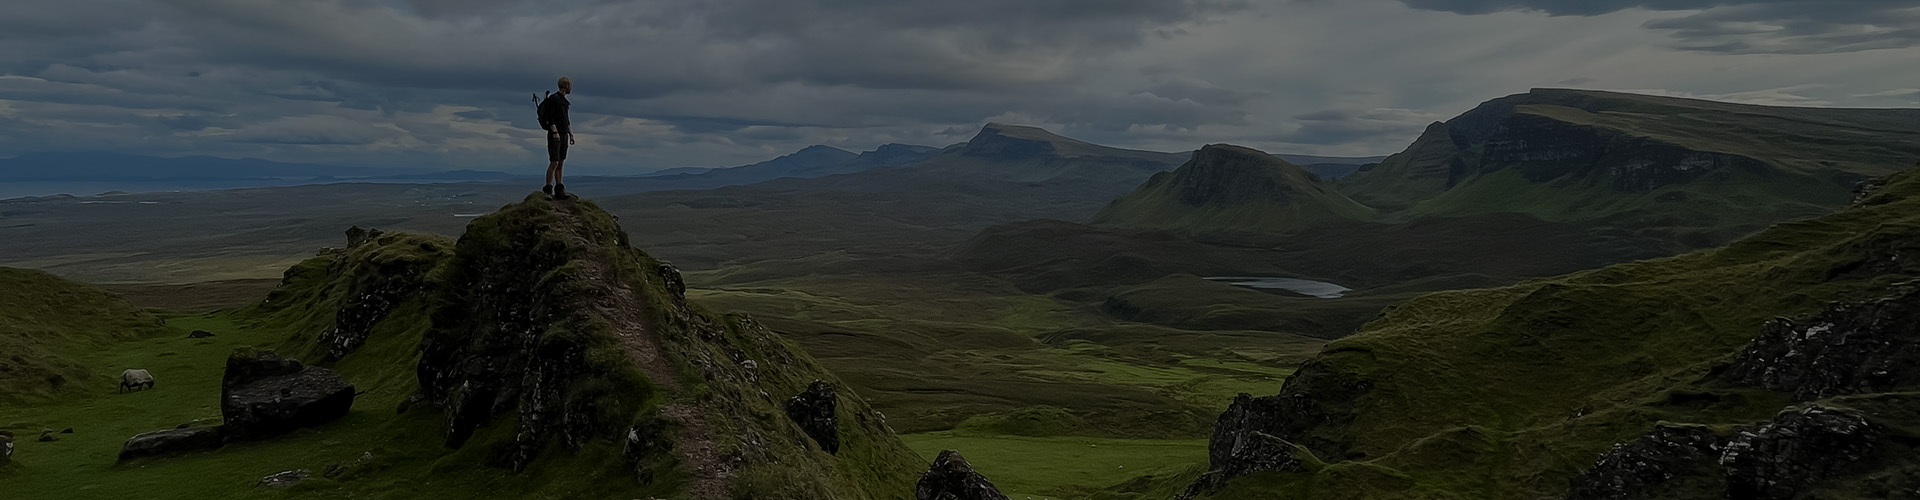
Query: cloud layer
1 0 1915 172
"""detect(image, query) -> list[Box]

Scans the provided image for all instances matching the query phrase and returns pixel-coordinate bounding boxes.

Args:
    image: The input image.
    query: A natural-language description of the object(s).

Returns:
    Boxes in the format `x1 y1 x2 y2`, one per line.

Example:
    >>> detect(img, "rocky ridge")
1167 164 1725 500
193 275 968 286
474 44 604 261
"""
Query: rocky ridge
253 194 924 499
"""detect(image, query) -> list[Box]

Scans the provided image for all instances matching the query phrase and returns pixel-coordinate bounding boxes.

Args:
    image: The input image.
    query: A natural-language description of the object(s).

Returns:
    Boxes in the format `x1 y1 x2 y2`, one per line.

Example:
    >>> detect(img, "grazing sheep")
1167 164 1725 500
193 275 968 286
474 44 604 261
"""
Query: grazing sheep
120 369 155 393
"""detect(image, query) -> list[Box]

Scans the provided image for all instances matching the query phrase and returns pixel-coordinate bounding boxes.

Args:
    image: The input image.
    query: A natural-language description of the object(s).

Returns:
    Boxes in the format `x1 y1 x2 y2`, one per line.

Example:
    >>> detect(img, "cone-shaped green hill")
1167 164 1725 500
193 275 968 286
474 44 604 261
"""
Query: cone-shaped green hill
1090 144 1376 235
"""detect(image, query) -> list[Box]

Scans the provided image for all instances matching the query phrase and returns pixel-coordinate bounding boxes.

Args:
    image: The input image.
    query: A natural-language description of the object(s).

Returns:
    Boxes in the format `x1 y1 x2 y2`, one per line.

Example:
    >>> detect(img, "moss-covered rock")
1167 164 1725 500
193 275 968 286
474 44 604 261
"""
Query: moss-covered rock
252 194 922 499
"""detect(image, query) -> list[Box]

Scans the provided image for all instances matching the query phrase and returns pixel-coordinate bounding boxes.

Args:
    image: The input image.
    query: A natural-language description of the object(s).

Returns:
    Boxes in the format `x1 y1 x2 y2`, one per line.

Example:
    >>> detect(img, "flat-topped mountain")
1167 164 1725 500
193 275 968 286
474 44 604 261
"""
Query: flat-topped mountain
1090 144 1375 235
909 123 1188 186
1340 88 1920 228
636 143 939 189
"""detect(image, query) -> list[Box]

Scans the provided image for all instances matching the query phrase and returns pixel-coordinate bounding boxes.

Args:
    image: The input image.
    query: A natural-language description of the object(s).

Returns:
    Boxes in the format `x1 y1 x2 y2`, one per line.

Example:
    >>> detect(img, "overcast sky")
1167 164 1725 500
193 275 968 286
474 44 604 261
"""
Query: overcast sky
2 0 1916 173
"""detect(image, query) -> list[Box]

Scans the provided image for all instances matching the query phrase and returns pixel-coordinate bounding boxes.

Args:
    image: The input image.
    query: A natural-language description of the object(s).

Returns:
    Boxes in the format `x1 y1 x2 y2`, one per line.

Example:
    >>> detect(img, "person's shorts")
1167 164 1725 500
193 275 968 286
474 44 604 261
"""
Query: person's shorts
547 134 568 161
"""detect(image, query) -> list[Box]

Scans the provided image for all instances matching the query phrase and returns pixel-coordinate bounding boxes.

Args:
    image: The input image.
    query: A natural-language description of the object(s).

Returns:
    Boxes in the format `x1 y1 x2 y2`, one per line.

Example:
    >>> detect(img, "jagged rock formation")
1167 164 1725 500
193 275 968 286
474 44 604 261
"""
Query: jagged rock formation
915 450 1010 500
251 194 922 498
1091 144 1375 235
221 349 355 440
786 380 840 454
1180 429 1305 500
1721 406 1882 499
1570 406 1887 500
118 427 225 461
1567 423 1723 500
1720 283 1920 400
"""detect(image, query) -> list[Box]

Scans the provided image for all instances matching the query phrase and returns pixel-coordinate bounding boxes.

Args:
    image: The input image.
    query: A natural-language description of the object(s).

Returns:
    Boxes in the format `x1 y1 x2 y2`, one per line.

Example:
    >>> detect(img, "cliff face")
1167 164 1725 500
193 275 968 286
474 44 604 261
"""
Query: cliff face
255 194 923 499
1174 168 1920 499
1338 89 1920 231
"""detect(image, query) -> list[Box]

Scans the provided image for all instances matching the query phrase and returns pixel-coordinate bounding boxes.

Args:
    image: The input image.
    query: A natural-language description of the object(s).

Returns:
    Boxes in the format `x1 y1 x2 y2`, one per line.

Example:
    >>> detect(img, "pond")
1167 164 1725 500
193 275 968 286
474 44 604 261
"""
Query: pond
1205 276 1352 298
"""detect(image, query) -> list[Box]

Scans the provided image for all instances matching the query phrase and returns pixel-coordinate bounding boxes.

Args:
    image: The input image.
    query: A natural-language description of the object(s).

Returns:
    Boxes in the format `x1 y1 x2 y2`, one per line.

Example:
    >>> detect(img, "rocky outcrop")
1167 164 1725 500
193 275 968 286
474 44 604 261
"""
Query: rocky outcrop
1567 423 1723 500
118 427 225 460
314 232 443 360
412 196 661 473
1721 406 1882 500
786 380 839 454
916 450 1010 500
1176 392 1324 499
1198 363 1371 463
1569 406 1885 500
1179 431 1305 500
221 349 355 439
1721 284 1920 400
344 226 380 248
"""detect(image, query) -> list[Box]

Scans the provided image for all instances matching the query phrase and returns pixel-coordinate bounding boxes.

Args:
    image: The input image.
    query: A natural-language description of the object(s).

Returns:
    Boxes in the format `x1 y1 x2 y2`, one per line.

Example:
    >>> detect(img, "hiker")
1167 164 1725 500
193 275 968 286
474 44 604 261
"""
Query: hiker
538 76 575 199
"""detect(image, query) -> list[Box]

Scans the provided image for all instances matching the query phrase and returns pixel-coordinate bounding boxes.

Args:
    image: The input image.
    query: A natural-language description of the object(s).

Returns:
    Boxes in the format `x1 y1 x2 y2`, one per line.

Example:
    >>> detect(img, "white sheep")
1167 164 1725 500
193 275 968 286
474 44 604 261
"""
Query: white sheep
120 369 155 393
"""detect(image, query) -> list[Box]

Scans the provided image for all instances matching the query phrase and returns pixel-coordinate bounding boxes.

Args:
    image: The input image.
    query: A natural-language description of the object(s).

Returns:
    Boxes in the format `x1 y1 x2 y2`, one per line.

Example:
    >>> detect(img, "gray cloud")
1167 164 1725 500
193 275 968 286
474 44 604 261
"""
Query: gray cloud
1398 0 1920 54
0 0 1915 171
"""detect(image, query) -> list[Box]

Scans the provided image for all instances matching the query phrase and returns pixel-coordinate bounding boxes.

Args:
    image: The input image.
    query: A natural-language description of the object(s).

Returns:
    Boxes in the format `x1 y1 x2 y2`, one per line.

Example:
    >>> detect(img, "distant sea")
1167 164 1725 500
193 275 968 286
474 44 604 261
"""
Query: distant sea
0 177 510 200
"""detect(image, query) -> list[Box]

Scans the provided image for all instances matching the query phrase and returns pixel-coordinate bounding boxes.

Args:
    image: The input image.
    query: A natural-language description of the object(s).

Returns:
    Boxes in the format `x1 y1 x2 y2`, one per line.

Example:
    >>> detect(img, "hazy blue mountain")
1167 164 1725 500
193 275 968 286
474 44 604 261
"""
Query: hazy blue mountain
0 152 420 181
630 143 939 190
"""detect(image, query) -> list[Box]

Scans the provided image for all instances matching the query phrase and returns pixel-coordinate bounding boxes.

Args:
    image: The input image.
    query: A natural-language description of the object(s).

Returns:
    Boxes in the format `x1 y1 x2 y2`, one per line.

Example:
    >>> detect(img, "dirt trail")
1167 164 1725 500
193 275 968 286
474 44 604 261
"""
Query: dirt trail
552 199 731 500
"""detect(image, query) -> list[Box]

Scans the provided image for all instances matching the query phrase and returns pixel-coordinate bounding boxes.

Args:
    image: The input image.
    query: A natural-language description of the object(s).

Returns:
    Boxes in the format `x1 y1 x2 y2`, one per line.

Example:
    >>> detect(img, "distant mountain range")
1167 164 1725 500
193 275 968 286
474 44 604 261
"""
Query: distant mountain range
0 152 521 183
632 143 941 189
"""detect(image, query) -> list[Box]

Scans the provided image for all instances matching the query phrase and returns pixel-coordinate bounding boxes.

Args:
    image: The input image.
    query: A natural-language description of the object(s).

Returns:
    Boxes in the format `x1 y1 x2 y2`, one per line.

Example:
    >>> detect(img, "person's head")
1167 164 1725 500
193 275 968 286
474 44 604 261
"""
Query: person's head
557 76 572 95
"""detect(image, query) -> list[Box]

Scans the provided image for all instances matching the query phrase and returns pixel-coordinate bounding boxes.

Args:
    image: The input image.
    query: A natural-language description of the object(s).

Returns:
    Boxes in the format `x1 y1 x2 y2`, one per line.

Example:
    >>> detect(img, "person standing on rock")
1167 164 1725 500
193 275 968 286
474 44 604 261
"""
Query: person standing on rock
538 76 575 199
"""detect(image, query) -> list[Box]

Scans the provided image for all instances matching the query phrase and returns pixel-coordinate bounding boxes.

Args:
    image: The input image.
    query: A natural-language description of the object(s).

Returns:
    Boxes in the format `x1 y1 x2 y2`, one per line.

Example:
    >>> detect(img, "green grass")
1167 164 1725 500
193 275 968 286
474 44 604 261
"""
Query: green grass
0 267 170 404
685 272 1318 438
900 431 1208 500
0 313 662 500
1155 168 1920 499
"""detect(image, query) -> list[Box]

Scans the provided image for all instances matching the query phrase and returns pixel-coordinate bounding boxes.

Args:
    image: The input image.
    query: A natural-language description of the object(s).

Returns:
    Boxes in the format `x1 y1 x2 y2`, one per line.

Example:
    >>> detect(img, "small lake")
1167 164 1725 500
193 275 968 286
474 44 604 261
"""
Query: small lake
1205 276 1352 298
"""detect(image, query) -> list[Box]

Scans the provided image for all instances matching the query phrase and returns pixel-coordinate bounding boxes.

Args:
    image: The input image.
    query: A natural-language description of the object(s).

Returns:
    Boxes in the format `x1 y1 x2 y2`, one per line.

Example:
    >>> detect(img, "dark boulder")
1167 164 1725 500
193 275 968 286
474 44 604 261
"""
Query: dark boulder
38 428 57 442
189 330 216 338
1567 423 1724 500
1721 284 1920 400
118 426 225 460
222 349 355 439
916 450 1010 500
1722 406 1882 500
785 380 839 454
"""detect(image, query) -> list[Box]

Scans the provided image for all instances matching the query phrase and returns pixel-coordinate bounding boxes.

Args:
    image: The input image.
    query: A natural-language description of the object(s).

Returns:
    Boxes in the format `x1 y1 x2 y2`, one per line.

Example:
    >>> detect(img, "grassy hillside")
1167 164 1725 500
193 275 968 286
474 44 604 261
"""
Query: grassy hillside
1155 166 1920 499
0 268 168 403
1090 144 1375 236
1340 88 1920 227
1 195 927 499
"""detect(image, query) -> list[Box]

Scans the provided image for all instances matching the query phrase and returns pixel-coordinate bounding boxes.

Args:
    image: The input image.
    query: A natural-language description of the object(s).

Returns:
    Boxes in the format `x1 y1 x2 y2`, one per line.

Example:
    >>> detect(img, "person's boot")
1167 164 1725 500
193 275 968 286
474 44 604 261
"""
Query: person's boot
542 184 553 198
554 183 568 199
